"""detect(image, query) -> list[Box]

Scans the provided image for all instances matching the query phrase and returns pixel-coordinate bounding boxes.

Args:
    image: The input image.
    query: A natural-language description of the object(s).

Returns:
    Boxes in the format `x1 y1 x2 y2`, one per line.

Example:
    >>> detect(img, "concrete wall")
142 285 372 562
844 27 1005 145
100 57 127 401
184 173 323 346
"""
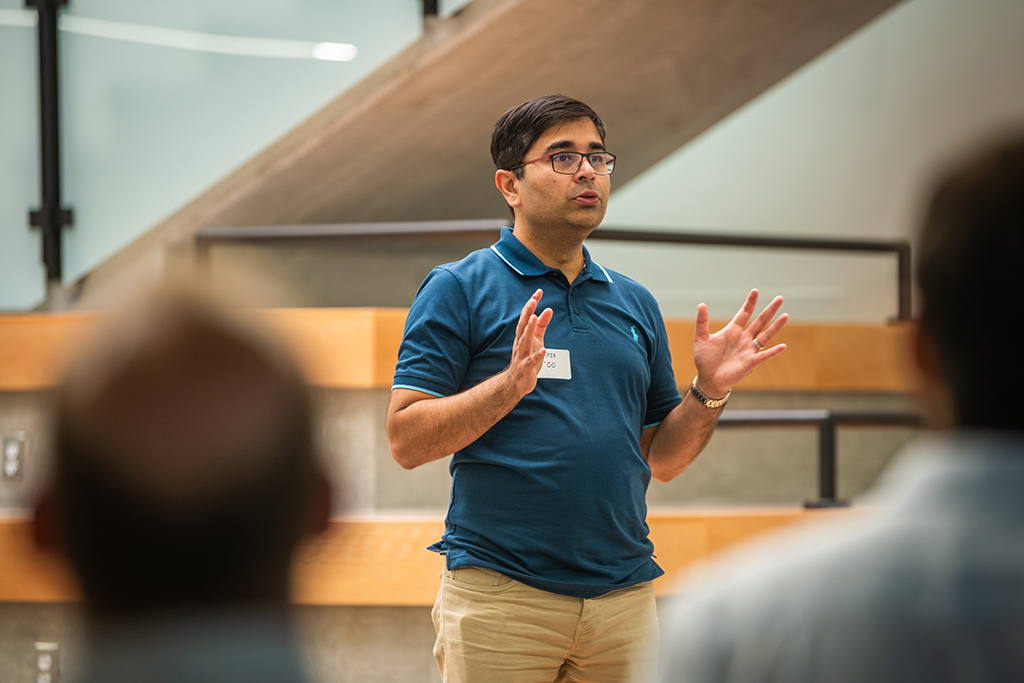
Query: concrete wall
370 390 920 512
0 392 53 514
0 386 920 514
200 237 496 310
0 602 441 683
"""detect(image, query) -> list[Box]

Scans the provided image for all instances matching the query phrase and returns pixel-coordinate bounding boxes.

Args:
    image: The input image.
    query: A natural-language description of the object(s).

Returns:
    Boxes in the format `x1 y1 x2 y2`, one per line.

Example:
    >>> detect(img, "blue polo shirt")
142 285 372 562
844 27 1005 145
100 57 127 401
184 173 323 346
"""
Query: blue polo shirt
393 227 682 598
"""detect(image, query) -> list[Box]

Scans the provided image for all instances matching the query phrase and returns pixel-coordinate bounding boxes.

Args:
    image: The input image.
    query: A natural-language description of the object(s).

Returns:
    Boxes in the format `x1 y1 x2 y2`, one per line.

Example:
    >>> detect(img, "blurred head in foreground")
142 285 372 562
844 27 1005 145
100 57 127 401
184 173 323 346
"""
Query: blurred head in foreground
34 292 330 623
654 133 1024 683
915 133 1024 431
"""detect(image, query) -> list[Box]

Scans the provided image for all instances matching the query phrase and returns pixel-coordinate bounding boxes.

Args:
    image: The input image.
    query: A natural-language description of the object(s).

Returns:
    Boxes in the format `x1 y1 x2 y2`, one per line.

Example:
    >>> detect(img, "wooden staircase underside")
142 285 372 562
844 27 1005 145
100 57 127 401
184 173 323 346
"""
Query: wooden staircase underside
75 0 903 308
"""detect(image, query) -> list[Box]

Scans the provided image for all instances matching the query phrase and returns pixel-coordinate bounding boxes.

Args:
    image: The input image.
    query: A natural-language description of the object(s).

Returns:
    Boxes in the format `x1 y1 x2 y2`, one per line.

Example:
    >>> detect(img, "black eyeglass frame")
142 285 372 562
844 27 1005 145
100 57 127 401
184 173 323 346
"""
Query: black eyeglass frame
509 151 616 175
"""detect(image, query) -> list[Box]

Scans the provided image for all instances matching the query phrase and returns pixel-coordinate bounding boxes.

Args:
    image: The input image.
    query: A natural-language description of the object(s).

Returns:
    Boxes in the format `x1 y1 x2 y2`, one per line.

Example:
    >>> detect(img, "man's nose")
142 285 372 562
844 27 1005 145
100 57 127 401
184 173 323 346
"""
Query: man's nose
576 156 597 179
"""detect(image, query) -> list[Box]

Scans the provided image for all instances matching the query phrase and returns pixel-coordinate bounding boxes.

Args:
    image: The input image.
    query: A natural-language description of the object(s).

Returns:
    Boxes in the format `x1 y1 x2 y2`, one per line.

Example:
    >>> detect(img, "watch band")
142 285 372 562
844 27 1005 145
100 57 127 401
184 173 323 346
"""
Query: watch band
689 376 731 409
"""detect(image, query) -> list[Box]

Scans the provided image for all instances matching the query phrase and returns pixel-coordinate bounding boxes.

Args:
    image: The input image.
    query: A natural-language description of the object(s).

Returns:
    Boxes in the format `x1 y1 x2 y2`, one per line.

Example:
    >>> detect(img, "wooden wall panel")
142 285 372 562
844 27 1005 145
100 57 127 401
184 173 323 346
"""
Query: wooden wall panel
371 309 409 387
0 519 81 602
646 509 810 589
1 510 847 605
0 310 916 393
0 313 98 391
291 517 445 606
264 308 378 388
665 319 917 392
0 309 405 392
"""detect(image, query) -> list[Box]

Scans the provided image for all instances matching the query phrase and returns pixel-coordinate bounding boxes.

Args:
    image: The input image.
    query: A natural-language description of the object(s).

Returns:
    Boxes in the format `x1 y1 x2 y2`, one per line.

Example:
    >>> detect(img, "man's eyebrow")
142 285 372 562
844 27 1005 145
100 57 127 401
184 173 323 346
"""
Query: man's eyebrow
543 139 607 153
543 139 575 153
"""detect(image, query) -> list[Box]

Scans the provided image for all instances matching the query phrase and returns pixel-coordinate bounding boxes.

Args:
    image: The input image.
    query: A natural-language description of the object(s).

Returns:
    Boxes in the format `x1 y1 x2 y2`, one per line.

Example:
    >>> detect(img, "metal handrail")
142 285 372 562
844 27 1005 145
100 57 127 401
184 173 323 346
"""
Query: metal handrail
194 219 914 321
716 409 921 508
194 222 921 504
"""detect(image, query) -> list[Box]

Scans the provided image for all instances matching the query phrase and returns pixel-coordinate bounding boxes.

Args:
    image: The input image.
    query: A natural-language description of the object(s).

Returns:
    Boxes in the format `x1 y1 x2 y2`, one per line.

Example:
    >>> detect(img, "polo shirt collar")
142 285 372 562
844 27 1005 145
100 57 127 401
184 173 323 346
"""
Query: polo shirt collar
490 227 614 283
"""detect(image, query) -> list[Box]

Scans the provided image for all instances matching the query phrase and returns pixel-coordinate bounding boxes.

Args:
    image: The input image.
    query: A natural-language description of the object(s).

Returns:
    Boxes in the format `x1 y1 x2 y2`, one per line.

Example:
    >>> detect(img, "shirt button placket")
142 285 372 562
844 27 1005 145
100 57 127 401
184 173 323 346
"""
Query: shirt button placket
568 287 586 331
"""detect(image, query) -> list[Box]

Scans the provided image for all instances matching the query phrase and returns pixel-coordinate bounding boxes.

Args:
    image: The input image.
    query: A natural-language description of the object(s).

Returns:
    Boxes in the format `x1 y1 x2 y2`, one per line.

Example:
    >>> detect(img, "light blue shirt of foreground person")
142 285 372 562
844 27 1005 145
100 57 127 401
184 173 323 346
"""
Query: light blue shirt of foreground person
657 434 1024 683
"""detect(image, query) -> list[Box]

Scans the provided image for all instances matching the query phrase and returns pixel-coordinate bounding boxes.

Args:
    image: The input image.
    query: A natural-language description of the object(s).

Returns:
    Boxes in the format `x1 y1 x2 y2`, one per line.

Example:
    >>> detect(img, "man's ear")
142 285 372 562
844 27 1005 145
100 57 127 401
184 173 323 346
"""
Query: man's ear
495 169 521 210
32 486 63 554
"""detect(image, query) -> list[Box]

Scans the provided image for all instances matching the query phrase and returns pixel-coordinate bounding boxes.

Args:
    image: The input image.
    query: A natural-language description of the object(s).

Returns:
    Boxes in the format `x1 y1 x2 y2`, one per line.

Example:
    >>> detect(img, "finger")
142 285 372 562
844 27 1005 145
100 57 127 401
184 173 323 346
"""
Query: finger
755 312 789 346
531 345 547 365
751 342 787 366
694 303 710 342
728 289 759 329
525 345 548 377
535 307 553 343
515 292 541 340
747 295 785 338
516 314 539 359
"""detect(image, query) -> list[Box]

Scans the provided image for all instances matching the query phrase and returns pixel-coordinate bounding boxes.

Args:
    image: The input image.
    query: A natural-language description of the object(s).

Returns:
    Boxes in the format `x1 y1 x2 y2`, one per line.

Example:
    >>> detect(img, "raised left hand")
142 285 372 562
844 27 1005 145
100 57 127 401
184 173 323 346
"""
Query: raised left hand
693 289 788 398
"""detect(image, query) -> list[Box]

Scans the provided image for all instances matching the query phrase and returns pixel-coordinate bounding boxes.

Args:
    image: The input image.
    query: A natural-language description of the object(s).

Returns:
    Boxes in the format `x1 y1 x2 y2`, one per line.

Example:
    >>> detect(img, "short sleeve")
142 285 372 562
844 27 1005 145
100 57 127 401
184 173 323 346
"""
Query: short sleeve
392 267 472 397
643 302 682 428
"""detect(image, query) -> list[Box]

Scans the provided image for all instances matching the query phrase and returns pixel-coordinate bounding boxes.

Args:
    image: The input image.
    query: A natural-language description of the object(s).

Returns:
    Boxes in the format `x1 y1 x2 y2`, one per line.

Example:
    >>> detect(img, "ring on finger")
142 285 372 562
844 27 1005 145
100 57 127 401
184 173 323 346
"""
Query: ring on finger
752 337 765 352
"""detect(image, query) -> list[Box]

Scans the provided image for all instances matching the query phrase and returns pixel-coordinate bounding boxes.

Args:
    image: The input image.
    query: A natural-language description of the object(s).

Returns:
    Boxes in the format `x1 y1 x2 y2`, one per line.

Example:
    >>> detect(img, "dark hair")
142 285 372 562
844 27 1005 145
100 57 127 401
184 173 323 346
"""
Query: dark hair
491 95 606 217
916 134 1024 430
491 94 606 174
52 300 323 614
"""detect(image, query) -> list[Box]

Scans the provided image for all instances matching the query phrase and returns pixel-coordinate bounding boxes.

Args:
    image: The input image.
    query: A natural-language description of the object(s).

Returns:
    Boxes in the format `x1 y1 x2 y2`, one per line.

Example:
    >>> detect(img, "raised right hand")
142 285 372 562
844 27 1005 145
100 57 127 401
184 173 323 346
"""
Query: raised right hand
506 289 553 398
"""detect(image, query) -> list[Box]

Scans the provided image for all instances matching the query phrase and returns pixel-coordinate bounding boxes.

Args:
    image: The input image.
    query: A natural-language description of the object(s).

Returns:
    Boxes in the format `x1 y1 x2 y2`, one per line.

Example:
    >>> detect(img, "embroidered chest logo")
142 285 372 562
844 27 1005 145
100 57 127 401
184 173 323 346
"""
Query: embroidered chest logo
630 325 640 343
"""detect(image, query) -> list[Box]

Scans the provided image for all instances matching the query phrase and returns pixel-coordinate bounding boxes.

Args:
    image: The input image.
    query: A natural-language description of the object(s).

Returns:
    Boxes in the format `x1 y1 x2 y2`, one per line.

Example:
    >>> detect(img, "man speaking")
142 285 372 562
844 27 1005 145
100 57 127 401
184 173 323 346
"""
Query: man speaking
387 94 788 682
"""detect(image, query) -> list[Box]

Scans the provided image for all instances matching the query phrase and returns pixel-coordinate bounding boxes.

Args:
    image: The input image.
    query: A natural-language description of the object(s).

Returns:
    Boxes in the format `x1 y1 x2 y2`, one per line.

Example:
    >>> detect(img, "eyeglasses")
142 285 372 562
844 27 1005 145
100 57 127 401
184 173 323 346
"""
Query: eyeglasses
511 151 616 175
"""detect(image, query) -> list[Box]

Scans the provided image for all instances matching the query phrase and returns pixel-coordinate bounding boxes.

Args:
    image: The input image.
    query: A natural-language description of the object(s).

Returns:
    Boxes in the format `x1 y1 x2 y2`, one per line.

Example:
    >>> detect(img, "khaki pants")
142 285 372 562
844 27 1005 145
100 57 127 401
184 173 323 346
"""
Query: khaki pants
432 567 658 683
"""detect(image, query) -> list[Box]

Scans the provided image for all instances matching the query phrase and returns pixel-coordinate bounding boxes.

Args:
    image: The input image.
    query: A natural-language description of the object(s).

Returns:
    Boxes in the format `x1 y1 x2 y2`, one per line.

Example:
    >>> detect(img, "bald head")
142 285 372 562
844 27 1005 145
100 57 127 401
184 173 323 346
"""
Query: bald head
43 294 329 617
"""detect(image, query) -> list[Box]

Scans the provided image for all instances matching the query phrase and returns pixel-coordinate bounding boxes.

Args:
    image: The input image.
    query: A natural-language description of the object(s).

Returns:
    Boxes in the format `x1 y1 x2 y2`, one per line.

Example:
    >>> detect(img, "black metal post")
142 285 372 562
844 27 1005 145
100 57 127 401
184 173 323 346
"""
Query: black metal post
716 409 921 508
27 0 73 283
896 242 913 322
805 415 849 508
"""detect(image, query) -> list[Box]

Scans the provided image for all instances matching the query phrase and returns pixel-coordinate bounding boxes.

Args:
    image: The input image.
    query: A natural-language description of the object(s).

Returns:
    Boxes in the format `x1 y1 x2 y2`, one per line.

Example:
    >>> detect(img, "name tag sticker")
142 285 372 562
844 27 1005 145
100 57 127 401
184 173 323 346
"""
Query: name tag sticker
537 348 571 380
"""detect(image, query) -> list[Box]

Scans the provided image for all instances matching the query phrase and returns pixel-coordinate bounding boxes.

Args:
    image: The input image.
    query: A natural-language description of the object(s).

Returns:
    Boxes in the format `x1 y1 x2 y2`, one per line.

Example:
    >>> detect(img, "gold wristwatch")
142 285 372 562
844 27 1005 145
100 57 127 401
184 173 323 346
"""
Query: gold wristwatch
689 376 731 409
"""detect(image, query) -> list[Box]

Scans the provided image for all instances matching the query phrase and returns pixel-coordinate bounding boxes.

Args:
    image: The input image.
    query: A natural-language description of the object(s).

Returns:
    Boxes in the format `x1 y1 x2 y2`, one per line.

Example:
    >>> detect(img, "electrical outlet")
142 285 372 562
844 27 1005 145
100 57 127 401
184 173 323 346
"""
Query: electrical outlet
35 642 59 683
2 432 25 481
